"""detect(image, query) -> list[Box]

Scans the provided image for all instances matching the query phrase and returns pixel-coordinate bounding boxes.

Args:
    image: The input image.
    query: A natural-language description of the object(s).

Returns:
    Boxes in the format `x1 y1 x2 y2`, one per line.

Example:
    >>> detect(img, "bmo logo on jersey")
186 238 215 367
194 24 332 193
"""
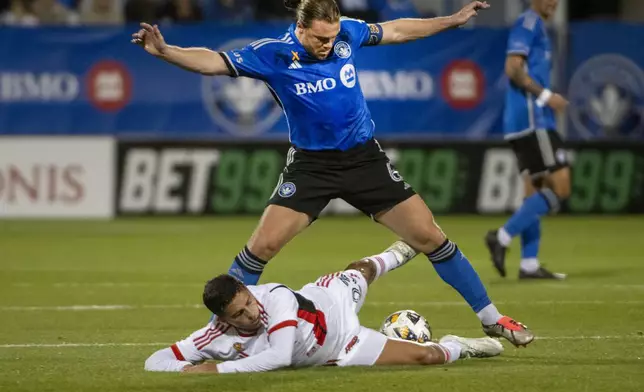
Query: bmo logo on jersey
294 78 337 95
294 64 357 95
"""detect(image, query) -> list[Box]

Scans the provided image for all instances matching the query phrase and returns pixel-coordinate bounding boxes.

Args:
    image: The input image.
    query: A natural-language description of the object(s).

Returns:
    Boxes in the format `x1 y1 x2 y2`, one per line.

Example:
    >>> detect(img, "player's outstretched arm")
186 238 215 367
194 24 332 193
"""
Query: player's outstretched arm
144 347 199 372
131 23 231 76
379 1 489 45
506 55 568 112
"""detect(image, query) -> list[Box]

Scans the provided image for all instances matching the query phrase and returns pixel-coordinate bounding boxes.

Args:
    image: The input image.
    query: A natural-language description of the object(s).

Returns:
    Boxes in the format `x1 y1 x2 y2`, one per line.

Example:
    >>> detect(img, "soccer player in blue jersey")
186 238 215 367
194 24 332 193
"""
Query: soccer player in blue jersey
132 0 535 346
484 0 569 281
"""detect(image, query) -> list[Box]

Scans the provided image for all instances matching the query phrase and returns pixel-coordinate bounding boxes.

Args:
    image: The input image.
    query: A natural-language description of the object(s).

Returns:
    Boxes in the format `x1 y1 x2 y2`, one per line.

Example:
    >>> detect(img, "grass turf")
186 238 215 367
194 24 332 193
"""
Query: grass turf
1 216 643 392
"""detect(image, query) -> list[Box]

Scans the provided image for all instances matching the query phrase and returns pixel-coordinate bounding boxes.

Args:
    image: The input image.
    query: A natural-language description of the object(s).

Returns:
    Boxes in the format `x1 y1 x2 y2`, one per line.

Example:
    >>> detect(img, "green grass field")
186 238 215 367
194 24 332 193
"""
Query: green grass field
1 216 643 392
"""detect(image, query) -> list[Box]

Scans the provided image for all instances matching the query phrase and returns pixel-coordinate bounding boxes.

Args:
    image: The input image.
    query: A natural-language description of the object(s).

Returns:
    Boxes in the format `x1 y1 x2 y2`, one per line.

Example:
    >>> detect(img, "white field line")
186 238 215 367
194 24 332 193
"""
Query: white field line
10 283 644 290
2 300 644 312
1 335 642 349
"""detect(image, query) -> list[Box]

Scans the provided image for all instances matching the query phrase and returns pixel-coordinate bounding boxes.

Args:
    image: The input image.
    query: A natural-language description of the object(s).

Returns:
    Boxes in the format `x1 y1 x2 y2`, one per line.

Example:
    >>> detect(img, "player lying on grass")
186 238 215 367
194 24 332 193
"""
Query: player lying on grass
145 241 504 373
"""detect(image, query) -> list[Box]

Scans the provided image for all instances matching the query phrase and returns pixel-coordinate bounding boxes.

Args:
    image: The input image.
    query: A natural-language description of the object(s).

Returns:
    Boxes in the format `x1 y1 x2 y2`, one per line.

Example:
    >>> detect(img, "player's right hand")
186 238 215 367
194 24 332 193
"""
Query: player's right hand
548 93 569 113
131 23 167 57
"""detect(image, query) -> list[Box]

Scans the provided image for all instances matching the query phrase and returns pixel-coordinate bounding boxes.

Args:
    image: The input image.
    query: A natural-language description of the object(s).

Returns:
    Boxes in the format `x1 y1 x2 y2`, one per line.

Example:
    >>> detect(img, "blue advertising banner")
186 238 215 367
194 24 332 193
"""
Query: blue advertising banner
0 24 508 139
567 22 644 140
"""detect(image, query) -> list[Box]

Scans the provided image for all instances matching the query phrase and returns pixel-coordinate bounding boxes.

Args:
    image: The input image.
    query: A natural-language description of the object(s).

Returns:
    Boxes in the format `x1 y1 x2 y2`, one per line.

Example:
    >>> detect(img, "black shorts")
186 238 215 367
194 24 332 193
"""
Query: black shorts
508 130 569 177
268 139 416 219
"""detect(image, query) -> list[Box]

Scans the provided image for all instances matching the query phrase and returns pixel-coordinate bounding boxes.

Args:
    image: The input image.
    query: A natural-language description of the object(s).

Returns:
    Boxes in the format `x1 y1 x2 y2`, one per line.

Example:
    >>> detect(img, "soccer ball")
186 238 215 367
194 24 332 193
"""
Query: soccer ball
379 310 432 344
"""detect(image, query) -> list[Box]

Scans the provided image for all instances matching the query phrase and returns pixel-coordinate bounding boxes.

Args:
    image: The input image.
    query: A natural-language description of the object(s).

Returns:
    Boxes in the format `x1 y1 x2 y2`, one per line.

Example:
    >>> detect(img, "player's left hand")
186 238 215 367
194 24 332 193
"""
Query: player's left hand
452 1 490 27
182 363 220 374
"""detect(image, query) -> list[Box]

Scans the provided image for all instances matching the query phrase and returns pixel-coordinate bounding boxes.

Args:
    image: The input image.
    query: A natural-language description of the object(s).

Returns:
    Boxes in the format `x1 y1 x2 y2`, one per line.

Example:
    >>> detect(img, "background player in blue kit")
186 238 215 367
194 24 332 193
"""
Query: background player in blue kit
132 0 535 346
485 0 569 280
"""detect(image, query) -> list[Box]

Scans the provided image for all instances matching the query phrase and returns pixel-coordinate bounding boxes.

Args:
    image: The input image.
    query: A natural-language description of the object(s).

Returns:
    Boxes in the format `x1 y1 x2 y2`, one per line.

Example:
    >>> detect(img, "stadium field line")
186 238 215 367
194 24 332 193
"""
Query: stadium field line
10 283 644 290
2 335 643 349
2 301 644 312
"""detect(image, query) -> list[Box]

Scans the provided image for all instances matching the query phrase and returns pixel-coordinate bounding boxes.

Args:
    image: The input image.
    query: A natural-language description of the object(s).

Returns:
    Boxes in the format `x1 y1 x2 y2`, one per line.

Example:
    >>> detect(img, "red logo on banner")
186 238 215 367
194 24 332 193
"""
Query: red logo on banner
441 60 485 110
86 60 132 112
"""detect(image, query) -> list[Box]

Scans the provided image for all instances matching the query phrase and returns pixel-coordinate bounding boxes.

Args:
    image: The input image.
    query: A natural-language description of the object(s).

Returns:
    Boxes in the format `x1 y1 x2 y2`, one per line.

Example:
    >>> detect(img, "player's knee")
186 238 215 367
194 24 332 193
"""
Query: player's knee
546 168 571 200
551 179 571 199
410 222 446 253
346 259 376 284
247 236 284 261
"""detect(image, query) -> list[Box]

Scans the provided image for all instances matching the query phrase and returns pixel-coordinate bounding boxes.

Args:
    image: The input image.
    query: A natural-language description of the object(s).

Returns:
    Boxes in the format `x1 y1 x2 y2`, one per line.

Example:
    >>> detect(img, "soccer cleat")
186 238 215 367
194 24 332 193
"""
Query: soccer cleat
485 230 508 277
483 316 535 347
384 240 419 268
519 266 567 280
439 335 504 359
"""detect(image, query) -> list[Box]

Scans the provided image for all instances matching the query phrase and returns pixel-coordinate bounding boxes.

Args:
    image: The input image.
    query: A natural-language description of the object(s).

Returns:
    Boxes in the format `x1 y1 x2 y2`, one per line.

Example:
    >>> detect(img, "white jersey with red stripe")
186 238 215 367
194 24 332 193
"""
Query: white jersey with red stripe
252 270 370 367
170 318 270 364
172 270 380 372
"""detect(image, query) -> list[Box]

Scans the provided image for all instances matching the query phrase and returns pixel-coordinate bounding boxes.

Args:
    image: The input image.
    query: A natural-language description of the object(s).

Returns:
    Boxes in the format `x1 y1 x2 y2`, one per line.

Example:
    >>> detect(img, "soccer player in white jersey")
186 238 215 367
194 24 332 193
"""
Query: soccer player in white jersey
145 241 504 373
132 0 535 347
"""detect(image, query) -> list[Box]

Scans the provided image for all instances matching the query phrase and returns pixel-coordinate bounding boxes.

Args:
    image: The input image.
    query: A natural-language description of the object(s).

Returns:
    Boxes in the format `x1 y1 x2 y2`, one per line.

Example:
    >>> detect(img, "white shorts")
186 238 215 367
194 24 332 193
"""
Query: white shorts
298 270 388 367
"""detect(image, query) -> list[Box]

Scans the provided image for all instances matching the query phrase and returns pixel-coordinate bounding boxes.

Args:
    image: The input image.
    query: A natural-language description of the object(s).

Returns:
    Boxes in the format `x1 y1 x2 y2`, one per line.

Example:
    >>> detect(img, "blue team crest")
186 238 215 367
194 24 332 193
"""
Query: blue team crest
278 182 296 198
201 39 283 137
569 54 644 139
334 41 351 59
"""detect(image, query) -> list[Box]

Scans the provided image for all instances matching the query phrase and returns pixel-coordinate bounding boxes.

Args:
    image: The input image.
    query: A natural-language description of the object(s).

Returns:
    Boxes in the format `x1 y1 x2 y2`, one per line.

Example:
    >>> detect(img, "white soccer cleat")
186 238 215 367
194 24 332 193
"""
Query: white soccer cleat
439 335 504 359
384 240 418 268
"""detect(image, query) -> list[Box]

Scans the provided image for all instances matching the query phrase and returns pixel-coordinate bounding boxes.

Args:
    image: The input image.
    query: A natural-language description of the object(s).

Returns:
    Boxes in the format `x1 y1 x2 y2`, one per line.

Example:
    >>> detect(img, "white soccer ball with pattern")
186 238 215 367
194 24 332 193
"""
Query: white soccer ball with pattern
379 309 432 343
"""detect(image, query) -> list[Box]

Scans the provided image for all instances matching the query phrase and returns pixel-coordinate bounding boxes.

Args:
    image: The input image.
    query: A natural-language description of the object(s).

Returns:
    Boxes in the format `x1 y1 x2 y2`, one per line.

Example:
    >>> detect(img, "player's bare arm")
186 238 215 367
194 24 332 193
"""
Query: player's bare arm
378 1 490 45
131 23 230 76
181 363 218 374
506 54 568 112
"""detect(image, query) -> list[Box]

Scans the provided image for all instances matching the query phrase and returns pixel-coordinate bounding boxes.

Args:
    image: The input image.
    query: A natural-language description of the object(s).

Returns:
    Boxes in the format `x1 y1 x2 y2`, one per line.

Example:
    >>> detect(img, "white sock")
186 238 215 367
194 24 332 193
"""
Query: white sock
497 228 512 247
476 304 503 326
520 258 540 273
367 251 401 280
436 342 461 363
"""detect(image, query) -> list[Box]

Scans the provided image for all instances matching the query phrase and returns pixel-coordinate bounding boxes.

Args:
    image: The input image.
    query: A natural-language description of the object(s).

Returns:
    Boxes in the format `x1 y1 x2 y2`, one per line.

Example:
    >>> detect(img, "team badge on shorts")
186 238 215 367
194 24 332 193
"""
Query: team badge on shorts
334 41 351 59
556 148 568 164
278 182 297 198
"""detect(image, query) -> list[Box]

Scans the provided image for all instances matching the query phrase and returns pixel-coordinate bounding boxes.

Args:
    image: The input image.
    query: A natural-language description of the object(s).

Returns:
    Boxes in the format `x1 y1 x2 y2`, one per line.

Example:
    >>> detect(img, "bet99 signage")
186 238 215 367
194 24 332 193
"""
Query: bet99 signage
115 141 644 215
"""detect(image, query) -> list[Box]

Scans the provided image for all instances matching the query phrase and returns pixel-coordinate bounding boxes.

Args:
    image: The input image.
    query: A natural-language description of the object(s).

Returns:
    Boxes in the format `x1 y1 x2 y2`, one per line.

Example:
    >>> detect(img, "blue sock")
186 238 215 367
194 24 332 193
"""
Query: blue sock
504 189 559 237
521 219 541 260
227 246 267 285
427 240 491 313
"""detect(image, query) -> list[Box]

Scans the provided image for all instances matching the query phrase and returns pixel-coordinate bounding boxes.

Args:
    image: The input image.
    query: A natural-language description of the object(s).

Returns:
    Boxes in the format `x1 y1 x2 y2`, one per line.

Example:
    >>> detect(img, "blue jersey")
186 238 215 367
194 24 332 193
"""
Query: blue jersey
503 10 556 136
222 18 383 151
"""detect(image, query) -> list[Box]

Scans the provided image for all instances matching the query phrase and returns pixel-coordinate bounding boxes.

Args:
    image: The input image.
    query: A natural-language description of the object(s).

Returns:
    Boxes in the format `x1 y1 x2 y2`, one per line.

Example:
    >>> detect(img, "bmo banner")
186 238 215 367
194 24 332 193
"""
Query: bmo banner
0 137 115 218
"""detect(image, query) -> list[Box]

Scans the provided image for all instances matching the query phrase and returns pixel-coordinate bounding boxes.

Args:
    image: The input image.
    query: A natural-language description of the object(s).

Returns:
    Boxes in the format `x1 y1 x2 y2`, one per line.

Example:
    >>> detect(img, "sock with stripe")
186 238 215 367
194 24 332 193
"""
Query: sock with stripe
501 189 559 243
367 250 403 281
436 341 461 364
427 240 500 324
520 218 541 273
227 246 267 285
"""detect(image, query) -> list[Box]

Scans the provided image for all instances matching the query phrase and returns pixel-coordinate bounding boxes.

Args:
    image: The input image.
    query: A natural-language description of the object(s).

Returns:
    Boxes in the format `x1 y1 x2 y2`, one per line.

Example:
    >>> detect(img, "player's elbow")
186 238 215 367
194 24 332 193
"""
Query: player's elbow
505 58 523 82
273 351 293 369
504 62 517 80
144 347 187 372
144 351 163 372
